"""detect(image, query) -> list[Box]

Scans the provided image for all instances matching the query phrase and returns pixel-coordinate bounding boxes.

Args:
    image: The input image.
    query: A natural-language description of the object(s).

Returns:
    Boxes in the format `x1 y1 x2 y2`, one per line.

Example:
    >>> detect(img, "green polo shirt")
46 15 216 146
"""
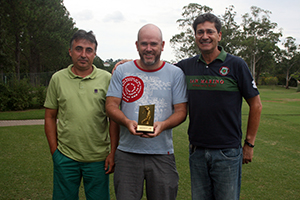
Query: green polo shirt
198 46 227 64
44 64 112 162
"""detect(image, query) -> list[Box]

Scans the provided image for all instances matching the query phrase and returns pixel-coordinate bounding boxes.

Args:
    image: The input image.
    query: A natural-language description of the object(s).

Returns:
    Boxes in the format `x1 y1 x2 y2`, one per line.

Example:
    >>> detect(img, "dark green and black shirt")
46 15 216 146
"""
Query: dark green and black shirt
176 46 259 149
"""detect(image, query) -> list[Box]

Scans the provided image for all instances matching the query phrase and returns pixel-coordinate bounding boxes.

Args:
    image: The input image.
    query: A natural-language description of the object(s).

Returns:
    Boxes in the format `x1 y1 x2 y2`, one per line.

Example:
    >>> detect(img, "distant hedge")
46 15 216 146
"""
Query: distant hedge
0 80 46 111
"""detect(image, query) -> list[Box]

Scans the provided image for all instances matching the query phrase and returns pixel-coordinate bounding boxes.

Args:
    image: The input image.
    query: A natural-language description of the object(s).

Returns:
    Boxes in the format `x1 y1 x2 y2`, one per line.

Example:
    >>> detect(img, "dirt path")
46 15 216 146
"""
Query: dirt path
0 119 44 127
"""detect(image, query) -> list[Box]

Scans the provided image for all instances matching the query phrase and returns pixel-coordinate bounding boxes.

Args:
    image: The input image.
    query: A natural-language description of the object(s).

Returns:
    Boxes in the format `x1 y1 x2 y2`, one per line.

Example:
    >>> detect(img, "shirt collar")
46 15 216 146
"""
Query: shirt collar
68 64 97 79
198 46 227 64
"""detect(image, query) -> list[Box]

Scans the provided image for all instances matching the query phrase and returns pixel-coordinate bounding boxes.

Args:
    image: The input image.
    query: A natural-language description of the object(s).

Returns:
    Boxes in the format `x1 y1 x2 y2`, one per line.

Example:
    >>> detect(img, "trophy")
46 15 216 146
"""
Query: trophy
137 104 155 133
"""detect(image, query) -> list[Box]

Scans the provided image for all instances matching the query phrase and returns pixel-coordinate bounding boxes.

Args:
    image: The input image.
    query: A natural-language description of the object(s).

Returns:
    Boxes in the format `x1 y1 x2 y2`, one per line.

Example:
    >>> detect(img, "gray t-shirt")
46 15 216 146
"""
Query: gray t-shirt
107 60 187 154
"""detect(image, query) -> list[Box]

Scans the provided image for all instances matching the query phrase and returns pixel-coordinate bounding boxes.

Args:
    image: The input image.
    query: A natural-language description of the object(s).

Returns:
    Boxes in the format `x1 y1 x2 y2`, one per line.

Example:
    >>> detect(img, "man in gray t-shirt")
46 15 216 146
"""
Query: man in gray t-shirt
106 24 187 200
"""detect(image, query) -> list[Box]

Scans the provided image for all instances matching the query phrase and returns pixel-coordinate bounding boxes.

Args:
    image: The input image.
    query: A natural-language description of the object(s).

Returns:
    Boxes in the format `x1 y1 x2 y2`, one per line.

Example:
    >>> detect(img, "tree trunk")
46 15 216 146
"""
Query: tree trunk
15 33 20 81
251 52 256 83
29 37 40 86
252 36 256 82
255 64 261 84
285 68 290 89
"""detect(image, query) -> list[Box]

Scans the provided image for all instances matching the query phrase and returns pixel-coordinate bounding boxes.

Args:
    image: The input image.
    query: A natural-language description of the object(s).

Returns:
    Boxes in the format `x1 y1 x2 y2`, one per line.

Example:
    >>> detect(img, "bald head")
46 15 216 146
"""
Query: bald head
137 24 163 42
135 24 165 69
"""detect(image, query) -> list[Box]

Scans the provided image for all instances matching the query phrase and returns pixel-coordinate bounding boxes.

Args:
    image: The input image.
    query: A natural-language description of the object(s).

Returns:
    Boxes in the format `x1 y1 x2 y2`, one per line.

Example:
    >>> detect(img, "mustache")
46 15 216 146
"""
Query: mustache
78 59 88 62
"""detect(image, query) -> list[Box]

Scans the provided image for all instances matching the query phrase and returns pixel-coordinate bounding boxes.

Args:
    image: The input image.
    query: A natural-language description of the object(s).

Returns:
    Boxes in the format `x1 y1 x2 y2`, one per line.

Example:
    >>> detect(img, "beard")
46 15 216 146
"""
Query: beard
139 52 161 66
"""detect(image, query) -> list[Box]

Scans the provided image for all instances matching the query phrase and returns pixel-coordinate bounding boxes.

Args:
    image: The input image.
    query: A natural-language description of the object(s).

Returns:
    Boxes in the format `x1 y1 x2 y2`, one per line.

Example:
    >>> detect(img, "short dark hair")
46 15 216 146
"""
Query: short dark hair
70 30 98 51
193 13 222 34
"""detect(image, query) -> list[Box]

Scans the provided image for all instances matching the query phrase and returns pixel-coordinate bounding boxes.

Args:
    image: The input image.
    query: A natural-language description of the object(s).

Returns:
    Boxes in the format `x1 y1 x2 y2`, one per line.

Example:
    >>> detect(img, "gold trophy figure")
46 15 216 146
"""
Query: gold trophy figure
141 106 151 125
137 104 155 133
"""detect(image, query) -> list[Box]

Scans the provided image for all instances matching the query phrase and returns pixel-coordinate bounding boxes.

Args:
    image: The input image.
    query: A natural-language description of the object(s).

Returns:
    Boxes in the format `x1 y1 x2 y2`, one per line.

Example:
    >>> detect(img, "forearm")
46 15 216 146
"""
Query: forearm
159 102 187 131
45 120 57 154
106 106 129 127
245 109 261 144
105 119 120 174
109 119 120 154
163 104 187 130
245 96 262 144
44 108 58 155
106 97 130 127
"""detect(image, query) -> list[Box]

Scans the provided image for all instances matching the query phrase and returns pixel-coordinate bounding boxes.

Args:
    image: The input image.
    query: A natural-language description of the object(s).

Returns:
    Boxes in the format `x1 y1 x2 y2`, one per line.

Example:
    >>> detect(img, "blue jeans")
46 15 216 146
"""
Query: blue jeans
189 145 242 200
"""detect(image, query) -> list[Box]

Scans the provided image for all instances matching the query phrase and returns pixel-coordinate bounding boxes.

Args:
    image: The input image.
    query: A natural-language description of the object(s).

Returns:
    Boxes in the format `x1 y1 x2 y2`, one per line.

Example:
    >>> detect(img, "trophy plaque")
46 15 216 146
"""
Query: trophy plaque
137 104 155 133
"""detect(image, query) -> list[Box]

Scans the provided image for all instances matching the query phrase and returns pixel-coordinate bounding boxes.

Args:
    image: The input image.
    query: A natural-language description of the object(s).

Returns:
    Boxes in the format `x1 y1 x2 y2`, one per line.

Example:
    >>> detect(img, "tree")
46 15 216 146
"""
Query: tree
170 4 294 87
290 71 300 92
0 0 28 79
0 0 76 84
239 6 281 83
25 0 77 81
0 1 15 73
280 37 300 88
219 5 241 55
169 4 243 59
93 55 105 69
170 3 213 61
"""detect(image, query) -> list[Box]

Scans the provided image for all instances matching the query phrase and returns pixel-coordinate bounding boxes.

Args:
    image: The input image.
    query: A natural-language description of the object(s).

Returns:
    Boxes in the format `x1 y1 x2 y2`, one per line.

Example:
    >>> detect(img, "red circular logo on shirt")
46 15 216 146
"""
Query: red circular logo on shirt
122 76 144 103
219 66 230 76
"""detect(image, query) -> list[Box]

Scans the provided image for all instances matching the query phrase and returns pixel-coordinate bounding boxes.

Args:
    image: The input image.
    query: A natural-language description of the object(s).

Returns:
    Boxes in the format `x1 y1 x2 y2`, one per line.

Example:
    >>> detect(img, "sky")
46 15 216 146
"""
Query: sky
63 0 300 62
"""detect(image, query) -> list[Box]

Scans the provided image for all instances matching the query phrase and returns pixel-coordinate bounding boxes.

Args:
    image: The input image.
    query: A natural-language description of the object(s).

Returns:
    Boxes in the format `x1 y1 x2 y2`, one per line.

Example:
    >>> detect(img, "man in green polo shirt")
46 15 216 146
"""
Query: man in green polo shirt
44 30 119 200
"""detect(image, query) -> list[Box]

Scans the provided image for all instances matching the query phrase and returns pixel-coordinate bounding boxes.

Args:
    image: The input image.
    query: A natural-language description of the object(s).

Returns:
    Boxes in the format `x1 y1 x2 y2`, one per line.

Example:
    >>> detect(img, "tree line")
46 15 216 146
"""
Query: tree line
170 3 300 88
1 1 299 88
0 0 76 82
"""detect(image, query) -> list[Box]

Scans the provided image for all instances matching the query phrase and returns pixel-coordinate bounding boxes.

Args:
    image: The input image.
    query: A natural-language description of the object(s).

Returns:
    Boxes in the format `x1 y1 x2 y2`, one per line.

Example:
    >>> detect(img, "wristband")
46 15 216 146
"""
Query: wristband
244 140 255 148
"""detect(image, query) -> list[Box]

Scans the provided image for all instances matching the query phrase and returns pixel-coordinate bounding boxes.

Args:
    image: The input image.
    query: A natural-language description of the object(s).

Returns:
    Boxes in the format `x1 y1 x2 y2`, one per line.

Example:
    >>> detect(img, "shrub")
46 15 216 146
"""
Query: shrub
0 80 49 111
0 79 48 111
276 74 286 85
0 79 35 111
33 85 47 108
9 79 34 110
0 83 11 111
264 77 278 85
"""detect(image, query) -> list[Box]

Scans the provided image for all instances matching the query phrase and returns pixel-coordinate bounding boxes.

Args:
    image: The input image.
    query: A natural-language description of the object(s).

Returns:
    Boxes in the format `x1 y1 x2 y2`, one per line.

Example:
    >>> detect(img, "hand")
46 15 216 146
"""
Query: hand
141 121 165 138
50 146 57 155
105 153 115 174
126 119 144 136
242 145 254 164
112 59 132 74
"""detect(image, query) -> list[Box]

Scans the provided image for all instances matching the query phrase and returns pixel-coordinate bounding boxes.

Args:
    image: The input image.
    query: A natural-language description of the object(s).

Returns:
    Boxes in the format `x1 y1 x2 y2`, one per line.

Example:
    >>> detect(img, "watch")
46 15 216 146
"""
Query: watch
244 140 255 148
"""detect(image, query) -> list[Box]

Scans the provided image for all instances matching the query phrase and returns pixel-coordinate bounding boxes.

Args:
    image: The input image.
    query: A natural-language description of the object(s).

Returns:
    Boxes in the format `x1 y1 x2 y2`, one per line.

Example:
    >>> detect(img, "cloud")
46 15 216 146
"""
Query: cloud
139 19 148 24
103 11 125 23
73 10 94 21
64 0 300 61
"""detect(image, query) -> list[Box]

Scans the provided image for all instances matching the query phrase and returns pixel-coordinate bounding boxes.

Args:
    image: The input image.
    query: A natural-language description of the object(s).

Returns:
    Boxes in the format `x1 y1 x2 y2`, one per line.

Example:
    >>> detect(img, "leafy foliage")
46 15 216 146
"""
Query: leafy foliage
264 77 278 85
0 83 11 111
219 5 241 55
33 85 47 109
170 4 300 88
93 56 116 73
1 79 33 111
239 6 282 83
0 79 46 111
170 3 213 61
278 37 300 88
0 0 77 82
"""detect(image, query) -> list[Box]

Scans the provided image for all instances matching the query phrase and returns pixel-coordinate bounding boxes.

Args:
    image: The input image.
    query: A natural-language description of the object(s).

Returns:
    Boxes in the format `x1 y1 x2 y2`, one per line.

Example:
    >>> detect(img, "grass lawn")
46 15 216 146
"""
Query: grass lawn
240 86 300 199
0 86 299 199
0 109 45 120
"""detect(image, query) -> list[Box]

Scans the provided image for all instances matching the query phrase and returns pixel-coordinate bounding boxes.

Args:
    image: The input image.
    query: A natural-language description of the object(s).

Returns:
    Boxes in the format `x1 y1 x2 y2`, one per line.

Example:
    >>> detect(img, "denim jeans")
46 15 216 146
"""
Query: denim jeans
189 145 242 200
